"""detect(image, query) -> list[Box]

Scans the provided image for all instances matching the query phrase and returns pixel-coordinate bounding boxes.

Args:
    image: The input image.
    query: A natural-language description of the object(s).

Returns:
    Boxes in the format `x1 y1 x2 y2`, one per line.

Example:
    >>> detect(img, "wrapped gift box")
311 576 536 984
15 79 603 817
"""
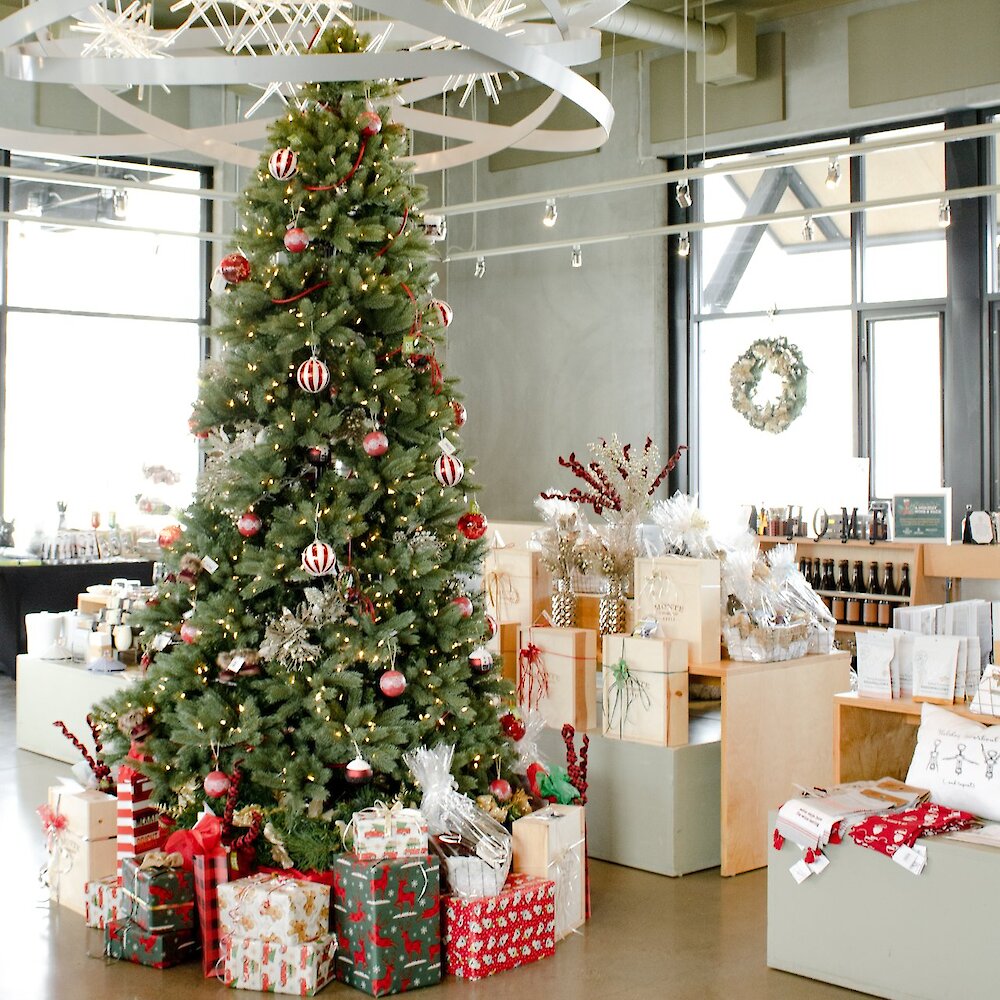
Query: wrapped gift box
633 556 721 665
105 918 196 969
332 854 442 997
352 806 429 862
483 546 549 626
222 933 338 995
516 626 596 731
121 856 196 932
441 873 556 980
85 875 123 929
48 830 117 916
194 852 229 977
218 874 330 945
486 622 519 684
117 768 163 874
511 805 586 940
601 635 689 747
47 786 116 841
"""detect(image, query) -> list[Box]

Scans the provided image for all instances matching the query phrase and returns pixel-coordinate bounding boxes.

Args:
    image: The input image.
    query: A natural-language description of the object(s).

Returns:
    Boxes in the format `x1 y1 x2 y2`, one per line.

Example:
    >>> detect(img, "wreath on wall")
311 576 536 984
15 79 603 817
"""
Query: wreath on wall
729 337 808 434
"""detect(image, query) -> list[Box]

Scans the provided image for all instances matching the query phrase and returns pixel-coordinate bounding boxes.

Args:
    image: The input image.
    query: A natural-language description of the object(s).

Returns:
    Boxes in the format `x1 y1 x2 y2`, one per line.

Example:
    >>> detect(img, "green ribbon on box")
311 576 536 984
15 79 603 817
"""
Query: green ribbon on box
605 646 651 738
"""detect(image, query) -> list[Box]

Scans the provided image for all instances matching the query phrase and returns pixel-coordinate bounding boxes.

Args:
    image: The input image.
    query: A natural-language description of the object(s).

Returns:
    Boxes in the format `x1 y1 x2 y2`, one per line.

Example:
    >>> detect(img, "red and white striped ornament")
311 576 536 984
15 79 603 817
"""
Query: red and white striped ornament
429 299 453 329
485 613 498 640
451 400 467 428
301 539 337 577
283 226 310 253
296 357 330 393
434 453 464 487
469 646 493 674
268 147 298 180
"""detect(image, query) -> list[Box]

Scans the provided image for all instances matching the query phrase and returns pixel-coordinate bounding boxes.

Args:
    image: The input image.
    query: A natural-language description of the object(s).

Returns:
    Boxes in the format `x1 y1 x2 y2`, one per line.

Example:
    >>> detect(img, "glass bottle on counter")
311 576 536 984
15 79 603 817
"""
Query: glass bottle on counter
863 560 882 626
813 558 822 589
832 559 850 624
878 562 897 627
846 560 865 625
799 557 812 585
899 563 912 598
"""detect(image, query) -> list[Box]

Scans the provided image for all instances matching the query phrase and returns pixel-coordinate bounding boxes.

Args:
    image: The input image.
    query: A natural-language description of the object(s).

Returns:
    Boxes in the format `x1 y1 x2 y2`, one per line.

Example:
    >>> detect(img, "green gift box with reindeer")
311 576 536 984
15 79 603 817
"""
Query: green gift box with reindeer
602 635 689 747
332 854 442 997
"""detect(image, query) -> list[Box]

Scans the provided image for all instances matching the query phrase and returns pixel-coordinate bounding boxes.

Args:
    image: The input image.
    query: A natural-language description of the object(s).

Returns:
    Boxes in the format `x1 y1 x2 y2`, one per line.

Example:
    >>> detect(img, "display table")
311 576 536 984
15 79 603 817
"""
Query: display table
692 652 851 876
767 812 999 999
0 560 153 677
15 655 138 763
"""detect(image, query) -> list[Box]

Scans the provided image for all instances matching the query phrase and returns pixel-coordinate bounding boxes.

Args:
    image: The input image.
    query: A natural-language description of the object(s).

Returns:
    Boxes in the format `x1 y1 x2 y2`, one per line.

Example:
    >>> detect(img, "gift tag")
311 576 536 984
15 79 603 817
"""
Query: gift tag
228 655 245 674
789 859 813 884
152 632 173 651
182 608 195 619
891 844 926 875
807 853 830 875
201 555 219 574
437 438 457 457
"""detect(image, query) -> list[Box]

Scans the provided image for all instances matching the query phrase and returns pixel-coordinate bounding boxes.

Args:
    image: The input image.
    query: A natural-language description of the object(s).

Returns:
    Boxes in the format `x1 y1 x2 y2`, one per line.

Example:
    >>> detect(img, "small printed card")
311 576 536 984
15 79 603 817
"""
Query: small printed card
912 635 963 705
856 632 894 700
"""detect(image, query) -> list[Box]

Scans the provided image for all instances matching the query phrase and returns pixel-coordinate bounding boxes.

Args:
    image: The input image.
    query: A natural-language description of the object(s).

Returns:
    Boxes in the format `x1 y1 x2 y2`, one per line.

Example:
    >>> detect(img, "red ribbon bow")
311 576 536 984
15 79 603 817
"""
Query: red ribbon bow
164 813 225 870
517 642 549 711
36 804 67 836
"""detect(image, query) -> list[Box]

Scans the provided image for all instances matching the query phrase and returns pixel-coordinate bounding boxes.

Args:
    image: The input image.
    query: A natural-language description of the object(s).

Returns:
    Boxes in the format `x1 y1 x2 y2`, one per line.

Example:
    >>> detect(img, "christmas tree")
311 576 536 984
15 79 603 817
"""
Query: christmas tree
94 26 512 870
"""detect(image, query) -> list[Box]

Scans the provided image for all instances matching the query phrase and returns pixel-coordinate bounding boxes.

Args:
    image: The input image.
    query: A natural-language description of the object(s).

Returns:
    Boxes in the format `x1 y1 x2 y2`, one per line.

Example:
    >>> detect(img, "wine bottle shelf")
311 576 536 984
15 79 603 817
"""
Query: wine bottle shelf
814 590 911 604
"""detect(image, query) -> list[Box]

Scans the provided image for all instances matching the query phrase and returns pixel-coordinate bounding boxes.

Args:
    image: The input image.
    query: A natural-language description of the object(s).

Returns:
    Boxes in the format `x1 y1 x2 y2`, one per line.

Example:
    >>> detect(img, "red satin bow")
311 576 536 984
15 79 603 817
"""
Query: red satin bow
164 813 225 870
36 804 67 835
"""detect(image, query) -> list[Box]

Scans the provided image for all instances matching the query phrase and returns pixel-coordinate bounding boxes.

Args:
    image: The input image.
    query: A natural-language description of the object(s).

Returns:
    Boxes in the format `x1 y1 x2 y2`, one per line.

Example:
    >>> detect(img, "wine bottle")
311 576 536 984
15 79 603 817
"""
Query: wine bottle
882 562 897 596
846 560 865 625
863 560 882 625
758 504 767 536
832 559 850 624
813 558 822 589
878 562 897 628
899 563 912 598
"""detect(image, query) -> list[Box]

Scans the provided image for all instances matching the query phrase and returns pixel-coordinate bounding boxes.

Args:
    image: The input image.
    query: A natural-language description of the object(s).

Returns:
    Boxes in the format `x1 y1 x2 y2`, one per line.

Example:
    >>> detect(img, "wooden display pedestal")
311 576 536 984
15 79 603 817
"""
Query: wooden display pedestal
767 812 1000 999
16 655 136 762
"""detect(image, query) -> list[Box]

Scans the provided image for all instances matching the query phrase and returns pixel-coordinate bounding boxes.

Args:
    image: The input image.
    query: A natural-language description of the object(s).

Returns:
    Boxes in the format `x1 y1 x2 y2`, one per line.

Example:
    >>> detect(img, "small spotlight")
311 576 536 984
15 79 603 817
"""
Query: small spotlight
571 244 582 268
474 255 486 278
938 199 951 228
825 157 841 189
543 198 557 227
802 216 815 242
113 189 128 220
675 181 692 209
677 233 691 258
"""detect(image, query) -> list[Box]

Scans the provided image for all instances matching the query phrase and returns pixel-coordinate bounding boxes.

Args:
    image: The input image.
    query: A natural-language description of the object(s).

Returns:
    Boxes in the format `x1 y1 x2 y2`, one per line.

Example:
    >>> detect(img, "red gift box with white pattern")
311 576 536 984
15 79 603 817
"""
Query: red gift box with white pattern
441 873 556 981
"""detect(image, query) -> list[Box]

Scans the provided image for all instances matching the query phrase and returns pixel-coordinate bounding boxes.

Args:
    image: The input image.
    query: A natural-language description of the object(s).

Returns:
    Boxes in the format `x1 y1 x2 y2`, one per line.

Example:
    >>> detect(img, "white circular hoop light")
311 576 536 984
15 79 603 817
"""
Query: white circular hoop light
0 0 614 171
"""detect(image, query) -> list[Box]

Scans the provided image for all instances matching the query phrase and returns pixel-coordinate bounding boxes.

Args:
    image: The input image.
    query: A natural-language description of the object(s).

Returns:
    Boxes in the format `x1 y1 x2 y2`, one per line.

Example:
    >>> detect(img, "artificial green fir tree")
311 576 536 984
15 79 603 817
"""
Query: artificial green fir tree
94 26 512 869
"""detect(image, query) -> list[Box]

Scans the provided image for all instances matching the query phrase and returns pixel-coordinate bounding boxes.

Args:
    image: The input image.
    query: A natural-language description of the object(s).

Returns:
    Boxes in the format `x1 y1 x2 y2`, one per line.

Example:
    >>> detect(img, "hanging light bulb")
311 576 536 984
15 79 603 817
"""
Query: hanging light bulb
542 198 558 227
677 233 691 258
474 256 486 278
675 181 692 209
825 157 841 189
938 199 952 228
802 216 815 242
571 244 582 268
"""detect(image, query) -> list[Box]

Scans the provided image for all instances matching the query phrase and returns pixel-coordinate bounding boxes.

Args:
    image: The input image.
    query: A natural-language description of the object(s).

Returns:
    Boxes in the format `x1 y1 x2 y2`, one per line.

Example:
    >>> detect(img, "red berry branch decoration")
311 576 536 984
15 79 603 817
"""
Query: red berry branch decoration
561 724 589 805
221 759 244 842
52 719 114 791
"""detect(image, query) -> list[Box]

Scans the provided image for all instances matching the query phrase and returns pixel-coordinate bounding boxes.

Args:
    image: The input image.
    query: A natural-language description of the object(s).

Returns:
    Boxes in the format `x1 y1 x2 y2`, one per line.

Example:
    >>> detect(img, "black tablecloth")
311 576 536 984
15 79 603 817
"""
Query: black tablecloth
1 561 154 678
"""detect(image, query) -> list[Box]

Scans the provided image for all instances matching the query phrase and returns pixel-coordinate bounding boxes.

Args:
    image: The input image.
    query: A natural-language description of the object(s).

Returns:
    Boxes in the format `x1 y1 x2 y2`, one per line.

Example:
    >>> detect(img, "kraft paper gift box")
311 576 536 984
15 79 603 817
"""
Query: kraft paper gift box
85 875 123 929
483 546 549 627
49 831 118 916
222 933 338 995
486 622 519 683
352 805 429 862
601 635 689 747
517 626 596 732
511 805 586 941
633 556 721 665
105 918 196 969
121 855 196 933
332 854 442 997
47 786 117 841
218 874 330 946
441 873 556 981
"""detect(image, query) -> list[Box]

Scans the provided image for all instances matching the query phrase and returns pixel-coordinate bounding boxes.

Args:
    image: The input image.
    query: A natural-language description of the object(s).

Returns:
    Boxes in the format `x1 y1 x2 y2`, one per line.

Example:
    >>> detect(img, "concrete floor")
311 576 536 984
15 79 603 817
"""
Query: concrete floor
1 676 864 1000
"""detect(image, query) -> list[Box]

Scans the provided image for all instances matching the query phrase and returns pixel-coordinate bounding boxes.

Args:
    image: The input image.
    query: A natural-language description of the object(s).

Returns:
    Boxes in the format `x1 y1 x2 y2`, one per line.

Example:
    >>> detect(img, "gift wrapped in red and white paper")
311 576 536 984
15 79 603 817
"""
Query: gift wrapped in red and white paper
351 801 429 862
217 873 330 945
85 875 123 929
441 873 556 980
117 764 163 875
222 933 338 995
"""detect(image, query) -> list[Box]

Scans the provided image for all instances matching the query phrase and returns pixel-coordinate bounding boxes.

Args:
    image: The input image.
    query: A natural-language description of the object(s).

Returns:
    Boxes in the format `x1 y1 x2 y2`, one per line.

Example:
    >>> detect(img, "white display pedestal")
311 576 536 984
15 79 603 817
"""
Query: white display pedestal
16 655 136 762
768 812 999 999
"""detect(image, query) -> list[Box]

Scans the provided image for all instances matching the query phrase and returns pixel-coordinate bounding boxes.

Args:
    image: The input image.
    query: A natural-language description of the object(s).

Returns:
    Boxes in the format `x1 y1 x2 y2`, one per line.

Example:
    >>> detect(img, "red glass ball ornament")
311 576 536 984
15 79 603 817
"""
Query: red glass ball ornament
452 595 473 618
219 252 251 284
301 540 337 577
363 431 389 457
346 755 373 784
500 712 525 741
203 769 231 798
379 669 407 698
268 147 298 180
433 453 464 487
358 110 382 136
180 622 201 645
238 511 262 538
489 778 513 803
485 613 498 640
188 417 210 439
158 524 182 548
451 400 467 428
283 226 310 253
296 357 330 393
468 645 493 674
458 509 488 541
306 445 329 466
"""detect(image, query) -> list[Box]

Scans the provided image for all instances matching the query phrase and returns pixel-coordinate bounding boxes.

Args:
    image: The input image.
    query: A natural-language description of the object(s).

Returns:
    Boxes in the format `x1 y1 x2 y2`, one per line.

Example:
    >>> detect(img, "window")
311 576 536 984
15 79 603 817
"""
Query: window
1 153 208 543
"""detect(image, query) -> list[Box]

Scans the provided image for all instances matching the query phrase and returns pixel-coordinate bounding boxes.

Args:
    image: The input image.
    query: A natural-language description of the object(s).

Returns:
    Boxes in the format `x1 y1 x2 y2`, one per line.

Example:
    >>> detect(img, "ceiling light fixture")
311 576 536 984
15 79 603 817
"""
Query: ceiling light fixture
825 156 841 189
802 216 814 241
675 181 692 209
543 197 558 227
474 255 486 278
571 244 582 268
678 233 691 258
938 199 951 227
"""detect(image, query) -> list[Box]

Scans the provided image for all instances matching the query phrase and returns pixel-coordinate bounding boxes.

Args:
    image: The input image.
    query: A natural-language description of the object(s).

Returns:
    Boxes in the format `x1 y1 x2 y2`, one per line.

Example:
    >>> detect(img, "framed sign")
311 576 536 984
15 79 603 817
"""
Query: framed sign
892 490 952 542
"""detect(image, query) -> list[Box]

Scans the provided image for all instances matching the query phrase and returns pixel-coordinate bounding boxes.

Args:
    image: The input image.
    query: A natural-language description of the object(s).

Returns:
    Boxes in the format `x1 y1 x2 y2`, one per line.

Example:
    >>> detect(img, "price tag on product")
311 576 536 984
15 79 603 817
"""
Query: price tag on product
152 632 172 651
201 555 219 574
437 437 457 456
789 859 813 884
228 655 245 674
891 844 927 876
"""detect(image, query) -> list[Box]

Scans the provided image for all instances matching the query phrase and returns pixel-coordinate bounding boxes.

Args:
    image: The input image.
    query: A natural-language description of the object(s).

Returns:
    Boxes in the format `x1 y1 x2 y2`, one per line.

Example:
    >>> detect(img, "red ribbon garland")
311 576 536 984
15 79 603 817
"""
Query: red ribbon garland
304 138 368 192
517 642 549 710
376 206 409 258
271 280 332 305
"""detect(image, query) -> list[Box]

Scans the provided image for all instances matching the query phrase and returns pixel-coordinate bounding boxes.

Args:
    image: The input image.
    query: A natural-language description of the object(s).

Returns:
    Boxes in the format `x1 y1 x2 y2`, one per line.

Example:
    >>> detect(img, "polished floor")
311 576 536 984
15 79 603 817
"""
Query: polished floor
1 676 862 1000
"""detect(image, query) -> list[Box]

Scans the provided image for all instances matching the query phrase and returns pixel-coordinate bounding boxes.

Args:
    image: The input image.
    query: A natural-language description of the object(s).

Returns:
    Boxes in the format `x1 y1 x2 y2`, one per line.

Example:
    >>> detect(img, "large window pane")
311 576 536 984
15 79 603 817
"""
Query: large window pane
863 124 947 302
7 153 204 319
3 312 200 538
697 312 857 528
870 315 943 497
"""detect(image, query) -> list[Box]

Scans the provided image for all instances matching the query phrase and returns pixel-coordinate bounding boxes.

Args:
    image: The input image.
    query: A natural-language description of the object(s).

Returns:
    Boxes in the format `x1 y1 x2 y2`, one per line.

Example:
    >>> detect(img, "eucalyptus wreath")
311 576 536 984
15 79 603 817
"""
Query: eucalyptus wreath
729 337 807 434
